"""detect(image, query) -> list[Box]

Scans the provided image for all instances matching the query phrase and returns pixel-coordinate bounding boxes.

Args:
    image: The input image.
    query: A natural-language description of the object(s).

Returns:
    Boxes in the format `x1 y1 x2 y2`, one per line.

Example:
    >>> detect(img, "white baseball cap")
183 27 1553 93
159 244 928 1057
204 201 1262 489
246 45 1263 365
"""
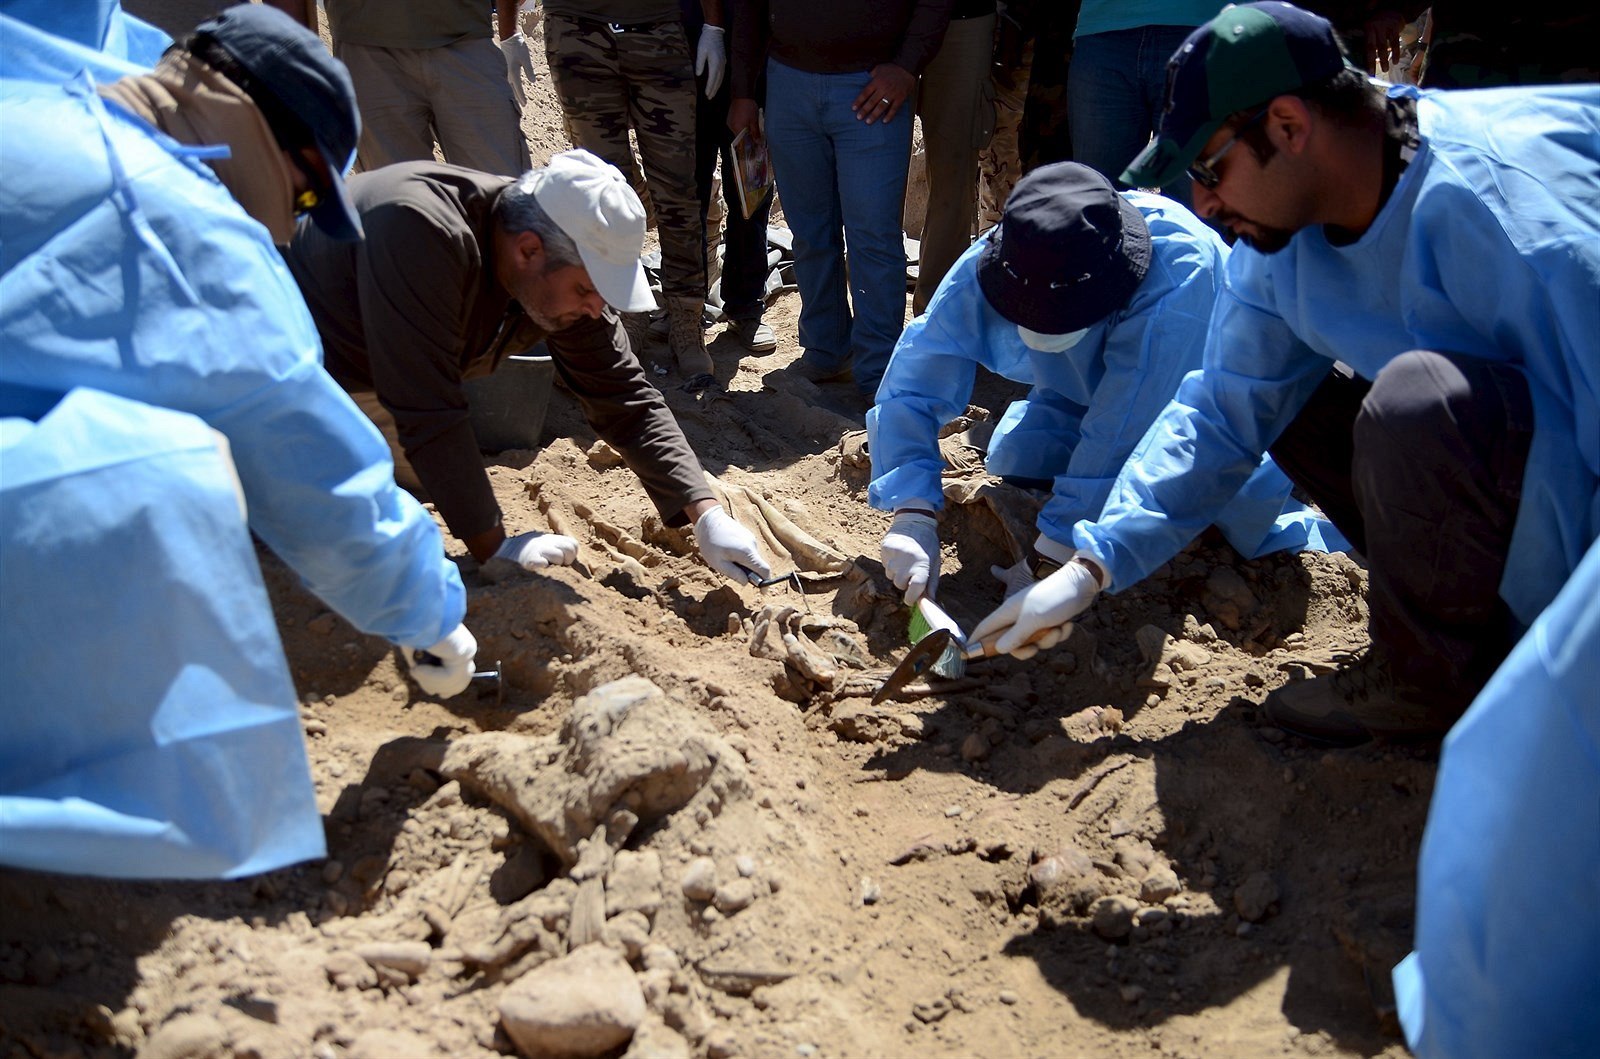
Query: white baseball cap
527 149 655 313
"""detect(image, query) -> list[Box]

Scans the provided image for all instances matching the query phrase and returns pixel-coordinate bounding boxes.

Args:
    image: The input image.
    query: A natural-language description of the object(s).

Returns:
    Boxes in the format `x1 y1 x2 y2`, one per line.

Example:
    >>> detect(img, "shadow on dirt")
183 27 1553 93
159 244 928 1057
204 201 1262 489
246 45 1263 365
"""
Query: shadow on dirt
841 540 1430 1053
995 707 1434 1050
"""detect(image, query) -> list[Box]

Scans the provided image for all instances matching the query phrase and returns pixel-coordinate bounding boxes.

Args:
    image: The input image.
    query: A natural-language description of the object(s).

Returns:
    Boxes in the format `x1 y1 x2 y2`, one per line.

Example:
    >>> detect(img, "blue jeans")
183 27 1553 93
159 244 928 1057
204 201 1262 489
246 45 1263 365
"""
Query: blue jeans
764 58 913 395
1067 26 1195 208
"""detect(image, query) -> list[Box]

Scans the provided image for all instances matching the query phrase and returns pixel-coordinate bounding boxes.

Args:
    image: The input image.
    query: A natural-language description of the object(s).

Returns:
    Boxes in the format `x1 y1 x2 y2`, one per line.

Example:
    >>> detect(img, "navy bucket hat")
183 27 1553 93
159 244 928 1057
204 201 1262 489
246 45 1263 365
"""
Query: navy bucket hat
978 162 1152 335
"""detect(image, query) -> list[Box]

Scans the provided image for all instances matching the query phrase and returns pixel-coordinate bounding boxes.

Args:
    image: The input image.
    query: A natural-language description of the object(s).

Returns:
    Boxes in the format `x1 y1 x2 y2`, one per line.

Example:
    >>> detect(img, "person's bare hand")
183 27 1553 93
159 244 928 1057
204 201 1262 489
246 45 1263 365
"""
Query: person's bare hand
851 63 915 125
728 97 760 140
1364 10 1407 73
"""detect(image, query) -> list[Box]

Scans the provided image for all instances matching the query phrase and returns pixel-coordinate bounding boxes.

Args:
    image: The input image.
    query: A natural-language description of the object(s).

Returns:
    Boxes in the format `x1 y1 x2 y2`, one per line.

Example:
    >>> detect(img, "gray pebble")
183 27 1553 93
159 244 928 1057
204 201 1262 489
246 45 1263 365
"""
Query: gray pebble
680 857 718 902
1091 895 1139 939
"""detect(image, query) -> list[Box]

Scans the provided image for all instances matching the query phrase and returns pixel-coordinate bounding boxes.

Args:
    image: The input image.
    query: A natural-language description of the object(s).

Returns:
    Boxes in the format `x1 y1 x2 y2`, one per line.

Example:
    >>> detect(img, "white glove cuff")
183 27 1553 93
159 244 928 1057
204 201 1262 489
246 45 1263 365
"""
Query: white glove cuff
891 510 938 532
419 623 475 663
1032 532 1076 565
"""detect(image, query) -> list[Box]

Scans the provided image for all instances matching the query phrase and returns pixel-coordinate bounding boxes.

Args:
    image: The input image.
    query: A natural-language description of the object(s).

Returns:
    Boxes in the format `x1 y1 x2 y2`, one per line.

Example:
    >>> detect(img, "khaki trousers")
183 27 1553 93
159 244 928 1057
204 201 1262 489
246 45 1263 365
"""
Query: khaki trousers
336 36 530 176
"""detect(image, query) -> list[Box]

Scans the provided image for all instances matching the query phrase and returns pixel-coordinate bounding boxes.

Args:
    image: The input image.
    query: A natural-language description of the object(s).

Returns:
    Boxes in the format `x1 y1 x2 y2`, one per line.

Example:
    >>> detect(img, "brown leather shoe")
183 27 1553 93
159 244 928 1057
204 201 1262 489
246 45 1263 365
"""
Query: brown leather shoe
1262 649 1456 747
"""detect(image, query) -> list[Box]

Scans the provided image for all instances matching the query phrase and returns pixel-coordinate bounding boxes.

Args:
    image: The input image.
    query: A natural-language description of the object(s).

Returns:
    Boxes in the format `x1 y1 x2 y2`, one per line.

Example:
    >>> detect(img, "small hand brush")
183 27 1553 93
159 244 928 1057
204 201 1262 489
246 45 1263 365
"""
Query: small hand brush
907 597 969 679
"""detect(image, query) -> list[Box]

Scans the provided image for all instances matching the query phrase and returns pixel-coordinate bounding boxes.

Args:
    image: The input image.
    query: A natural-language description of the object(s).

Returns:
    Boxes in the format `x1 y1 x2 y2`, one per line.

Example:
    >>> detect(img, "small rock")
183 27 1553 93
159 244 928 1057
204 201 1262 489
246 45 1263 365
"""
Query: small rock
959 732 990 762
1135 906 1172 935
1119 984 1146 1003
1028 846 1094 891
640 967 674 1007
324 951 377 990
1233 872 1279 923
1090 895 1139 940
858 876 881 906
587 439 625 468
141 1013 229 1059
1139 867 1182 904
607 850 664 917
735 855 757 878
604 911 652 959
640 943 680 973
704 1029 739 1059
625 1018 692 1059
355 941 431 979
998 990 1019 1005
110 1006 143 1045
943 805 963 818
307 612 338 636
500 943 645 1057
713 879 757 915
680 857 718 902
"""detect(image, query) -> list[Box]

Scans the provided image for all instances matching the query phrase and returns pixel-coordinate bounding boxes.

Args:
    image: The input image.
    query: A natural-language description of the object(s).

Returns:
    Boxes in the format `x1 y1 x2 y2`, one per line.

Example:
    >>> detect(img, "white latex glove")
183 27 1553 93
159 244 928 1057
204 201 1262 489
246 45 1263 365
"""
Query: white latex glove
881 510 940 605
990 558 1035 599
991 539 1076 599
499 31 535 111
482 530 579 582
969 560 1102 660
691 506 772 583
404 623 478 697
696 24 726 99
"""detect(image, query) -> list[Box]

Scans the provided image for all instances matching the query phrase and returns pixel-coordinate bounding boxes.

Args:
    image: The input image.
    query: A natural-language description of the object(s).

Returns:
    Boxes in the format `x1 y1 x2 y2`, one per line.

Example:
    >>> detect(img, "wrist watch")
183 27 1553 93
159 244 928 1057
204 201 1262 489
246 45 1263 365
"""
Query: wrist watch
1028 552 1064 580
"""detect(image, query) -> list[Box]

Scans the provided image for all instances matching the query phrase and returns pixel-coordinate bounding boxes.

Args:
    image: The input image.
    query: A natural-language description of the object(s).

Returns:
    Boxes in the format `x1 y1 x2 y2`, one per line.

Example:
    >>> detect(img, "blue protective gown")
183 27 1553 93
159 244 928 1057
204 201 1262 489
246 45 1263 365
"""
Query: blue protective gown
868 192 1348 561
1 391 326 879
1074 84 1600 607
1 0 170 66
1391 535 1600 1058
0 12 466 876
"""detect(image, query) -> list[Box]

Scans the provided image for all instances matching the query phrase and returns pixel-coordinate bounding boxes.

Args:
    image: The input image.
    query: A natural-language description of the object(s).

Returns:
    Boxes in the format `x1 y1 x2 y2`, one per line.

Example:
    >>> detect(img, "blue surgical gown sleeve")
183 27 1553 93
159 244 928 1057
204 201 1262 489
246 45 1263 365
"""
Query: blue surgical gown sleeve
1392 537 1600 1058
0 75 464 649
1035 240 1221 549
1072 259 1332 590
866 248 990 513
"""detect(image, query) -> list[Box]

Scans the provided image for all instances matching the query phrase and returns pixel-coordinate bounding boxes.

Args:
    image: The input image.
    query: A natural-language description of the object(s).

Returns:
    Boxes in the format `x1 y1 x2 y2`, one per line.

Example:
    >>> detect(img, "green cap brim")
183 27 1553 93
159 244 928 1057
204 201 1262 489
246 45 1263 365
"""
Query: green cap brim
1120 117 1225 190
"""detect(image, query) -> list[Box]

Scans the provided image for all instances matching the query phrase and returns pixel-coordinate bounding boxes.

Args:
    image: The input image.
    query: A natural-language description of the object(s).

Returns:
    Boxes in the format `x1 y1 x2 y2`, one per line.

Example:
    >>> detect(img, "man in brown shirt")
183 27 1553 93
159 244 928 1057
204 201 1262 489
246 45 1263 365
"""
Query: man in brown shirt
285 149 772 583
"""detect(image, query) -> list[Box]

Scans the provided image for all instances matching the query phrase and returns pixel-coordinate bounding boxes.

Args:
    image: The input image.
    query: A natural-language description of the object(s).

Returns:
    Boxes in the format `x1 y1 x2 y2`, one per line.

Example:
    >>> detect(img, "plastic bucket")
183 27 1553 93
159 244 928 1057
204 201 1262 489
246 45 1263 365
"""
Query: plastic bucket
464 349 555 453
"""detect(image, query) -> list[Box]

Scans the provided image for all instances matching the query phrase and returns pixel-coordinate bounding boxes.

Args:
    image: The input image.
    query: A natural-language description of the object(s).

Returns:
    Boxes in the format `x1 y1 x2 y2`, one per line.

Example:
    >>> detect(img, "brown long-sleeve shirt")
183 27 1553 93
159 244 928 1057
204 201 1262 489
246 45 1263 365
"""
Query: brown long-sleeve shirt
285 162 712 542
730 0 955 98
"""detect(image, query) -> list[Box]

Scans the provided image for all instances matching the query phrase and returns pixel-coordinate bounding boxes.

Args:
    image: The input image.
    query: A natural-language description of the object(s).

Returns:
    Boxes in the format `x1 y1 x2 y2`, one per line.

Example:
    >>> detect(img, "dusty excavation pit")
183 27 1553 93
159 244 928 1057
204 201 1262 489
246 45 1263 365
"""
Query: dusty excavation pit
1 408 1427 1058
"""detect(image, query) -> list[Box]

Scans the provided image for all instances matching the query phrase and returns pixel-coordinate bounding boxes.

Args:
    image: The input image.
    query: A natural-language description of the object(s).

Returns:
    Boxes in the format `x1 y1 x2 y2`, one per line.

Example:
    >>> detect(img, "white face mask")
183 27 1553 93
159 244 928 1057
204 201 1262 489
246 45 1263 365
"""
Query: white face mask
1017 325 1090 352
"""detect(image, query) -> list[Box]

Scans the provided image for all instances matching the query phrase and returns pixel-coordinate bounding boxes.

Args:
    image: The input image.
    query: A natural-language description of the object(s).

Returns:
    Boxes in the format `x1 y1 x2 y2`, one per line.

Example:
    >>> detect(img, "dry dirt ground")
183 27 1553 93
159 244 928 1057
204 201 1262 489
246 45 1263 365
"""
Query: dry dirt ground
0 19 1438 1059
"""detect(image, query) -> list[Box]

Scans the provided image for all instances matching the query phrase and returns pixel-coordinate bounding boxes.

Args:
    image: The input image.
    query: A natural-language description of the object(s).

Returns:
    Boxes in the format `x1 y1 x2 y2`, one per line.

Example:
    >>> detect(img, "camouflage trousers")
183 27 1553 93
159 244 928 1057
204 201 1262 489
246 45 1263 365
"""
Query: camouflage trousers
544 13 706 302
978 38 1031 231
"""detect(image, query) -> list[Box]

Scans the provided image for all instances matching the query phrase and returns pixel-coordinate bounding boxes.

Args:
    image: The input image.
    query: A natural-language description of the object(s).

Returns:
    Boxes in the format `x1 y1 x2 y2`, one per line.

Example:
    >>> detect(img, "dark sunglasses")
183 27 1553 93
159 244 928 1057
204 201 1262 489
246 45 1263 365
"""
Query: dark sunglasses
1188 108 1269 189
